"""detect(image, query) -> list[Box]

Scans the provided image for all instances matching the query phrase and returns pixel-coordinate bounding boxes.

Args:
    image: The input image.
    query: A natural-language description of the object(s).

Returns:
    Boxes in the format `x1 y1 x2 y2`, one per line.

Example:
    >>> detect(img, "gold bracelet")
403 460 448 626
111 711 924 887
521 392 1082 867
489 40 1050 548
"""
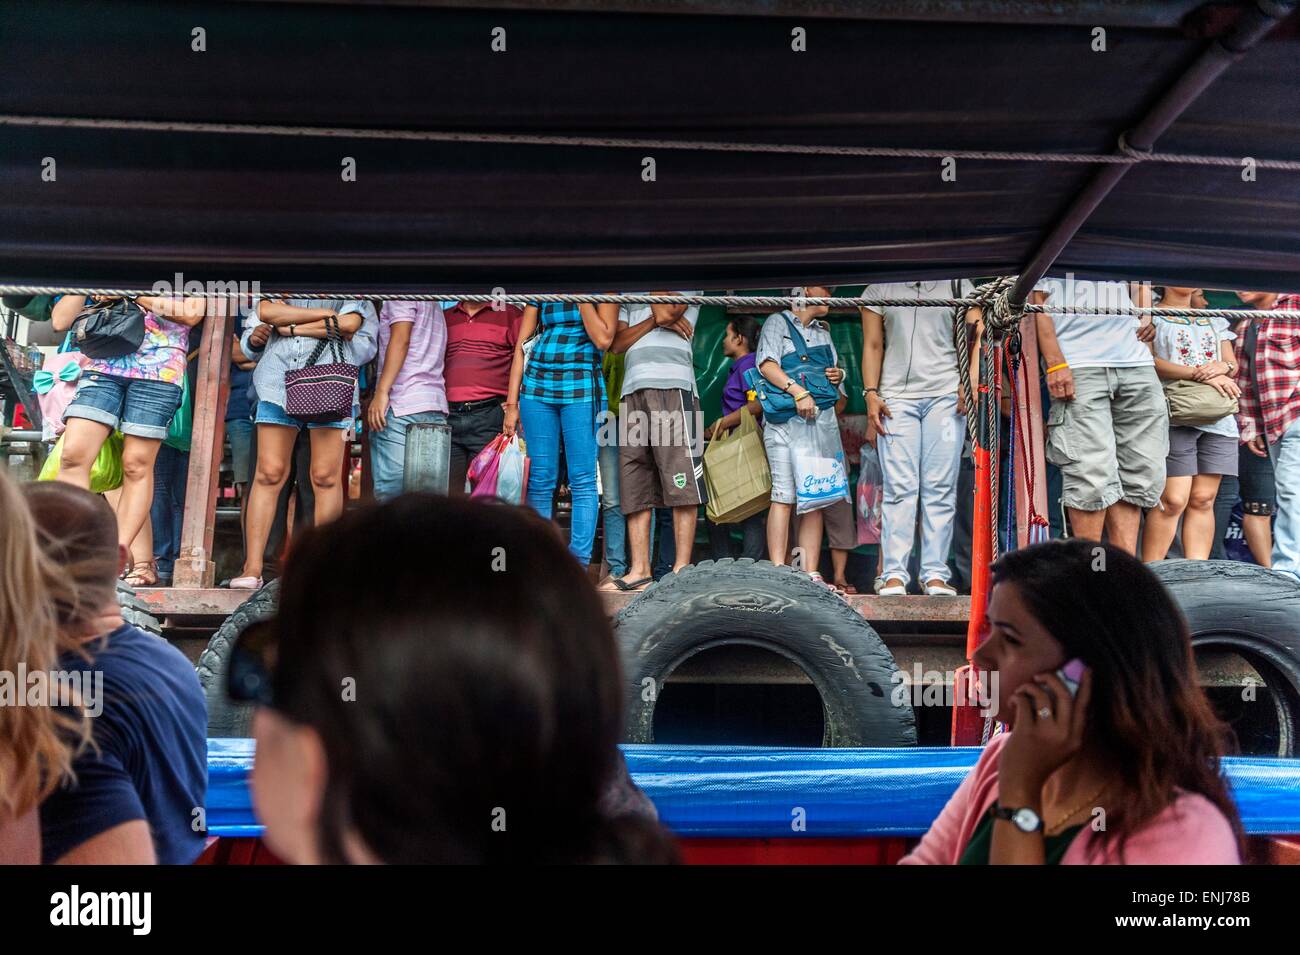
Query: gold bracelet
791 389 811 402
1045 362 1069 374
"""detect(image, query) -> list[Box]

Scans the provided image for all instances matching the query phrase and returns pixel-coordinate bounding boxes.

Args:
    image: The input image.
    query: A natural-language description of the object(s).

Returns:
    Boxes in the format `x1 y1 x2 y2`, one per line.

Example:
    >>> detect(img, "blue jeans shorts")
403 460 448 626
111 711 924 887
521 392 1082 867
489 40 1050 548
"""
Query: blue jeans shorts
255 401 356 431
65 372 182 440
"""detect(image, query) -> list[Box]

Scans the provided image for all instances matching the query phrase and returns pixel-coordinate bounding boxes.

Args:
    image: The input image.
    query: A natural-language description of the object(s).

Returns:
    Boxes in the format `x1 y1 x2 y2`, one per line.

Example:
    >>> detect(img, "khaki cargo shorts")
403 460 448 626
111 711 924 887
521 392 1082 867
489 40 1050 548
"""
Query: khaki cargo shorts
1045 365 1169 512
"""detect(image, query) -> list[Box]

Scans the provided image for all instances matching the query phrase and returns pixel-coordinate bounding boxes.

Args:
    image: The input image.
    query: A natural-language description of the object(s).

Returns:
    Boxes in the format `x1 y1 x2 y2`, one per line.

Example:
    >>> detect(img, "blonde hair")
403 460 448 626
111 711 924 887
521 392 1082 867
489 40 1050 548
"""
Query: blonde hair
0 470 88 819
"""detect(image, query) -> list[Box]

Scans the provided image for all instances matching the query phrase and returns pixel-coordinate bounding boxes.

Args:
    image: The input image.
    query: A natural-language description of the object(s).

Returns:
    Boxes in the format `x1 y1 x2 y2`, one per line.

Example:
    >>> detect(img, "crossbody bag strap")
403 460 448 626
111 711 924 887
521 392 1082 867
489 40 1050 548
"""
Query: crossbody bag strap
781 311 813 360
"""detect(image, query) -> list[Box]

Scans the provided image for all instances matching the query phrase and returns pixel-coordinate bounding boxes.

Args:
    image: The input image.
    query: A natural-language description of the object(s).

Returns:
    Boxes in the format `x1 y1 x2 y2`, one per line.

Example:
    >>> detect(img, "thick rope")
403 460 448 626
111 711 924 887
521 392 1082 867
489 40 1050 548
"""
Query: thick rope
0 286 1280 319
3 113 1299 170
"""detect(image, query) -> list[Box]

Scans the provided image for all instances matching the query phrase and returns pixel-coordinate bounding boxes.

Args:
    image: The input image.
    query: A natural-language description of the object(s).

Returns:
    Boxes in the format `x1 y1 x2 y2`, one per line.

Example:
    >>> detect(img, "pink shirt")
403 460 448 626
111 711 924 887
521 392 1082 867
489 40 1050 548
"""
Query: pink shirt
378 301 448 417
899 733 1241 865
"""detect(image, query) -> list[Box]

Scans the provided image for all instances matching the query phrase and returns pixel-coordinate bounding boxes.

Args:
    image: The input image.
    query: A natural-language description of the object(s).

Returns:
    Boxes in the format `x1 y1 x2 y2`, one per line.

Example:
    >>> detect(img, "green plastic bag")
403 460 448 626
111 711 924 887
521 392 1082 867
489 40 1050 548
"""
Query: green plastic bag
164 373 192 452
38 430 125 494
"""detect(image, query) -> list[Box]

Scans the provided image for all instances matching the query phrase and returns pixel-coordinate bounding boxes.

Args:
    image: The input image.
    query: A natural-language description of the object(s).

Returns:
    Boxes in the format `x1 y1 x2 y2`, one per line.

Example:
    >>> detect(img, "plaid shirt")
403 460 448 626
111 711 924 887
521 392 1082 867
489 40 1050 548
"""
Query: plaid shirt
520 303 606 405
1235 294 1300 444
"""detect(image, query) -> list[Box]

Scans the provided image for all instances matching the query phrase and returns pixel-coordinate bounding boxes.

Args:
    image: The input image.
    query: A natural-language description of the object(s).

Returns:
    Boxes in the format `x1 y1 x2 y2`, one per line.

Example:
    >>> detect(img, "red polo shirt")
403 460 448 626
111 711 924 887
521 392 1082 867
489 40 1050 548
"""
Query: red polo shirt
443 302 524 403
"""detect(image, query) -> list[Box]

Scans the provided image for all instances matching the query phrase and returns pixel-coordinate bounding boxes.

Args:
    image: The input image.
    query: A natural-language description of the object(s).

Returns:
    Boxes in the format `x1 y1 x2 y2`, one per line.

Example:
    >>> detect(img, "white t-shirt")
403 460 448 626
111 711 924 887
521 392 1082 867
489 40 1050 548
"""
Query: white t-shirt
861 279 973 399
619 292 701 396
1035 278 1153 369
1152 314 1239 438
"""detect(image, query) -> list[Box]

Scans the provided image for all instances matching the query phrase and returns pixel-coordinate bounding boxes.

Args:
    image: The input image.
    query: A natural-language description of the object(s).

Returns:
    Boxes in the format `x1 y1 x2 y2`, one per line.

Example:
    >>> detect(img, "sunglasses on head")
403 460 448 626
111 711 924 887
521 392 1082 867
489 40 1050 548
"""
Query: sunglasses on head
226 619 280 709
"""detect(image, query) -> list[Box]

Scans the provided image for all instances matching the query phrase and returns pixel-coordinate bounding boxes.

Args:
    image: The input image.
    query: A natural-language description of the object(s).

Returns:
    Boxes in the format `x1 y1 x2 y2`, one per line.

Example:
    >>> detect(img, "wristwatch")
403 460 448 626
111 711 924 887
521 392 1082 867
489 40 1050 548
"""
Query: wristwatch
993 804 1043 833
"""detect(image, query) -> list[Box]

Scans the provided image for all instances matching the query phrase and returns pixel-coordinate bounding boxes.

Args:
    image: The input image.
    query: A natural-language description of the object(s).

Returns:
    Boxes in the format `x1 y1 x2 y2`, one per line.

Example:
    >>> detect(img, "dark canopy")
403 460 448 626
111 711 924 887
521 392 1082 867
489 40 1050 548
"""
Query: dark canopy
1 0 1298 292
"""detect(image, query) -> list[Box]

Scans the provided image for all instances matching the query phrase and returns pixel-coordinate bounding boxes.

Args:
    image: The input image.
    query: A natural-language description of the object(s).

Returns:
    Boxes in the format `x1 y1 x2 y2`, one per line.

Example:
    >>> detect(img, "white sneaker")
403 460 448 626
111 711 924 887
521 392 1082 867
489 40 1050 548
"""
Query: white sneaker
877 578 907 596
924 580 958 596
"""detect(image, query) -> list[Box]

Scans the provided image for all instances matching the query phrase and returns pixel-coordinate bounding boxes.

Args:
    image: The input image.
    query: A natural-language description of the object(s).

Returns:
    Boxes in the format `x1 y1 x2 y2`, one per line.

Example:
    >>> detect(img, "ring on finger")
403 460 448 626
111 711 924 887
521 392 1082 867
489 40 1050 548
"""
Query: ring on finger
1037 706 1052 719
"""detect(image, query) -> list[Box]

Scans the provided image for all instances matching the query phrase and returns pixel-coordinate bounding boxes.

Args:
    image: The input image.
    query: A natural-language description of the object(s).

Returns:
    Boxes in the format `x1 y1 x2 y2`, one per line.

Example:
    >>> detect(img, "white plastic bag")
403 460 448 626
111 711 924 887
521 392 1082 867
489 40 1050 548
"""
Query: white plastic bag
791 411 850 514
495 434 530 506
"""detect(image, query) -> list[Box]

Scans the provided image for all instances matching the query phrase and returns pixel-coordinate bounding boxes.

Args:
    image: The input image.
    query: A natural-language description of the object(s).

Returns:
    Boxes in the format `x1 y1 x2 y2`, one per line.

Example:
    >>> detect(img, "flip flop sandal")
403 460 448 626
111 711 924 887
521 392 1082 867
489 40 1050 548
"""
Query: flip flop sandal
808 571 849 602
611 576 655 592
122 559 159 588
838 583 859 595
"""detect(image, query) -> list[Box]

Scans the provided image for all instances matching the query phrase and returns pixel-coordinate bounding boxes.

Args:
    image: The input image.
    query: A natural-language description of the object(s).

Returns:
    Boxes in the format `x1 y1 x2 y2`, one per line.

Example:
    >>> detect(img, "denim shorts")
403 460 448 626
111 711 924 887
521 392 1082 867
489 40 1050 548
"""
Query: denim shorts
255 401 355 431
65 372 182 440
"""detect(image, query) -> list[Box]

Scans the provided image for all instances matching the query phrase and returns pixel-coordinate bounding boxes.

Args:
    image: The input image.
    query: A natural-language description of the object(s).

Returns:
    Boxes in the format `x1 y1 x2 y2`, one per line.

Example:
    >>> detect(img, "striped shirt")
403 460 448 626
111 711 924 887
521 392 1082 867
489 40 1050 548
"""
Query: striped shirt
619 294 701 397
444 302 522 403
1235 294 1300 444
520 303 605 405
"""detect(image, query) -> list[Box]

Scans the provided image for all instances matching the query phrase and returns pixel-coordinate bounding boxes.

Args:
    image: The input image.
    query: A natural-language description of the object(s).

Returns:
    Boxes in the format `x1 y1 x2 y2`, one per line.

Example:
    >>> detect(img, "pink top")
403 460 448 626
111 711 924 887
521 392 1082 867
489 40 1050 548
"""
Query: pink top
377 301 448 417
899 734 1241 865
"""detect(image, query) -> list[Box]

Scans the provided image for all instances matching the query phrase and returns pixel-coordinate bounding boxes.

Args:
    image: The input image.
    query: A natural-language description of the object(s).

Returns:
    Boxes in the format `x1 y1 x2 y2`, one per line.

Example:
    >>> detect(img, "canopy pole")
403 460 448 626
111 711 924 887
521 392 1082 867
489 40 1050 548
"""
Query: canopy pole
1008 0 1296 307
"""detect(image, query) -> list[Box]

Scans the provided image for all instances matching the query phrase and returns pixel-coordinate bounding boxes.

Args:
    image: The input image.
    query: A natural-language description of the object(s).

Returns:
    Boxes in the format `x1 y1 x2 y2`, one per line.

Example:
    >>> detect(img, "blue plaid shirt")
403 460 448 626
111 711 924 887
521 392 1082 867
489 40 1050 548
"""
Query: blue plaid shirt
520 303 606 405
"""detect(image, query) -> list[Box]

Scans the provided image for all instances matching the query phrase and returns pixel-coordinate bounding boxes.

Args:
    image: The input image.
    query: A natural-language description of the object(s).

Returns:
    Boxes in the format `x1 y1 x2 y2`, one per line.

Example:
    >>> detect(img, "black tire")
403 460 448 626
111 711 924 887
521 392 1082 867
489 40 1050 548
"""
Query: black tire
613 559 917 747
196 580 280 737
115 581 162 637
1153 559 1300 756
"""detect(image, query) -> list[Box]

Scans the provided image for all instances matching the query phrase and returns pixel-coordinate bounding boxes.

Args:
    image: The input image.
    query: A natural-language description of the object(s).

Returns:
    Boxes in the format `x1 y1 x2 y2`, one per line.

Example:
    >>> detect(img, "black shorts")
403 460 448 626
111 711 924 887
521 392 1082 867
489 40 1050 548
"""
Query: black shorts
1238 442 1276 515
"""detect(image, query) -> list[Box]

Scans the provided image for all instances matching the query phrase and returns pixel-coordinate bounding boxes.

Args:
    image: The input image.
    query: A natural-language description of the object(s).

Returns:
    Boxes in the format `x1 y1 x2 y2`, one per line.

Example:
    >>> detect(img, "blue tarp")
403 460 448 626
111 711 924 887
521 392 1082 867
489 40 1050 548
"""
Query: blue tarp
207 738 1300 839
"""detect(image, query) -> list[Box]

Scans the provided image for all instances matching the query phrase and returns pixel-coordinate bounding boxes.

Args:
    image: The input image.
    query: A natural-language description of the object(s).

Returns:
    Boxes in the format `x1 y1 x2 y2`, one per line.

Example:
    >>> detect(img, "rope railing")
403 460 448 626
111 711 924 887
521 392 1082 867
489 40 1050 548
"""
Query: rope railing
3 114 1300 171
0 286 1285 320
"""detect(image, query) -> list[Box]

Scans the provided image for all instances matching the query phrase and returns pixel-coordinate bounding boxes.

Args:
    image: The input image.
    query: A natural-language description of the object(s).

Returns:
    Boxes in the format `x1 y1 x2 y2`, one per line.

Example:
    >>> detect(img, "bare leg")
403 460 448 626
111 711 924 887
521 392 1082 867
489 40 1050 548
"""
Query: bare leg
1243 513 1274 567
1181 474 1224 560
1067 506 1105 542
624 509 653 581
1142 476 1190 562
308 428 348 526
56 417 112 489
767 501 792 565
671 505 696 572
831 548 849 588
795 507 824 578
1103 501 1142 555
241 424 297 579
116 435 164 550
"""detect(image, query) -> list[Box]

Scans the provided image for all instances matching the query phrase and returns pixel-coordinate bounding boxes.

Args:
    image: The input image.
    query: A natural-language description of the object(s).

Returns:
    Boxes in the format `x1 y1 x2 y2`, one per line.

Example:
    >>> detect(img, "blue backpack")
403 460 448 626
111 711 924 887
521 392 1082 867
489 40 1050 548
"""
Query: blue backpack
743 312 840 424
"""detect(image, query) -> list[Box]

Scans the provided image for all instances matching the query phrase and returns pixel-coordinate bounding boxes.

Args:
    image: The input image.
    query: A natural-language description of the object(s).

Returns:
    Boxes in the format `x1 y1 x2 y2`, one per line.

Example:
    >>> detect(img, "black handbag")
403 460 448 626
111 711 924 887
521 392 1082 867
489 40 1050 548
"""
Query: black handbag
283 314 359 423
72 297 147 359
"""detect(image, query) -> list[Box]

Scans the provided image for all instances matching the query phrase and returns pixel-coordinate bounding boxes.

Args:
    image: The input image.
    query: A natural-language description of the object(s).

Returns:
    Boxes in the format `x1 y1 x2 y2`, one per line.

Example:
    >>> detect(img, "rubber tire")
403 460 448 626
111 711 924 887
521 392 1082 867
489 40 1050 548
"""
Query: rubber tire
196 580 280 738
613 559 917 747
1153 559 1300 756
115 581 162 637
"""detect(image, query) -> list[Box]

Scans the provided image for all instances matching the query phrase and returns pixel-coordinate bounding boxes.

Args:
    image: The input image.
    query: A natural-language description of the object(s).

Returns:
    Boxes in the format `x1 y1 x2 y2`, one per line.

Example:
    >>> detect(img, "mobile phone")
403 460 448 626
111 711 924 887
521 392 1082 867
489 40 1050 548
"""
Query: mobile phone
1056 658 1086 698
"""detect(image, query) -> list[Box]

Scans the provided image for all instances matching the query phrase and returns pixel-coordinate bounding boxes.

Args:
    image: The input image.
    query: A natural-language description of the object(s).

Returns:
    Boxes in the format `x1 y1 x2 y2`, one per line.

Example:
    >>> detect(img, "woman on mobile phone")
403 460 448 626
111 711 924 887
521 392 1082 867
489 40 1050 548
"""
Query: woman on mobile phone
902 538 1242 864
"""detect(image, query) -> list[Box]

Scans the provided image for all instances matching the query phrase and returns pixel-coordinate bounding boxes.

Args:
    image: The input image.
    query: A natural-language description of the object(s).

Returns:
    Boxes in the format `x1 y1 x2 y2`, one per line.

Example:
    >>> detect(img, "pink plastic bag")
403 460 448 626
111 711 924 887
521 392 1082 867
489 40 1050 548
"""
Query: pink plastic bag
856 442 884 546
34 351 87 441
466 433 508 498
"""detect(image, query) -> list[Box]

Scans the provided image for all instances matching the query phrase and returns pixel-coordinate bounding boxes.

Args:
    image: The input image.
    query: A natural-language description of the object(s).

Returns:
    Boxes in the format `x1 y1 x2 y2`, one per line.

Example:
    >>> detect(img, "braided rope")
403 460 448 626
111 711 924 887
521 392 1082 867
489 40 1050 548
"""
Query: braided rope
0 286 1284 319
4 113 1299 170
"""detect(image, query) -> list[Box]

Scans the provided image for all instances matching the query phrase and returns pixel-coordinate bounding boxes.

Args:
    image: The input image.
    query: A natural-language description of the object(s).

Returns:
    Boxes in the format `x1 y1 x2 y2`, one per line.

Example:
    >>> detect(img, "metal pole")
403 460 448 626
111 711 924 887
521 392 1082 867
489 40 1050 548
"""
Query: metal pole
1009 0 1297 306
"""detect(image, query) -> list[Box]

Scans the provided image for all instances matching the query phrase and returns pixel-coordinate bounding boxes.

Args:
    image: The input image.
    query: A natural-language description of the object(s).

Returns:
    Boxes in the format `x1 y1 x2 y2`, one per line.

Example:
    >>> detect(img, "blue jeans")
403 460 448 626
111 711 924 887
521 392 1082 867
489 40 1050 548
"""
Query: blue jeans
877 393 964 586
519 397 599 564
369 409 448 501
1271 418 1300 580
66 373 182 440
150 443 189 580
598 432 628 577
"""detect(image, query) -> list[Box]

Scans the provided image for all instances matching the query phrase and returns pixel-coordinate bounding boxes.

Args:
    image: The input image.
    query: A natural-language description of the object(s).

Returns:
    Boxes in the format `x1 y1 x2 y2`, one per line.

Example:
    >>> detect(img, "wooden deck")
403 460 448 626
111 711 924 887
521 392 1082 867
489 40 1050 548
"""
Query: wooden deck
137 587 972 627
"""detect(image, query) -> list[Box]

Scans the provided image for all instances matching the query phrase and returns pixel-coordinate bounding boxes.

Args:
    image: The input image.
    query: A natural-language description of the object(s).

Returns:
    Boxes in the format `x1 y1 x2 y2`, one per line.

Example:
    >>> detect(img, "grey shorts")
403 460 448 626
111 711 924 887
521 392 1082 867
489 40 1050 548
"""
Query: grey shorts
792 496 856 549
1166 426 1239 478
1045 365 1169 511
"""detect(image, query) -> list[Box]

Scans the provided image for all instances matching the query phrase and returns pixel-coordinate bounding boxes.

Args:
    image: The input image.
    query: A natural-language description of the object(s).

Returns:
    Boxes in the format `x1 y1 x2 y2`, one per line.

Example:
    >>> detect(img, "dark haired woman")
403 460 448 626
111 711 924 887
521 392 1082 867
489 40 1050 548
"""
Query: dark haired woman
705 316 766 561
902 539 1242 864
240 494 676 864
